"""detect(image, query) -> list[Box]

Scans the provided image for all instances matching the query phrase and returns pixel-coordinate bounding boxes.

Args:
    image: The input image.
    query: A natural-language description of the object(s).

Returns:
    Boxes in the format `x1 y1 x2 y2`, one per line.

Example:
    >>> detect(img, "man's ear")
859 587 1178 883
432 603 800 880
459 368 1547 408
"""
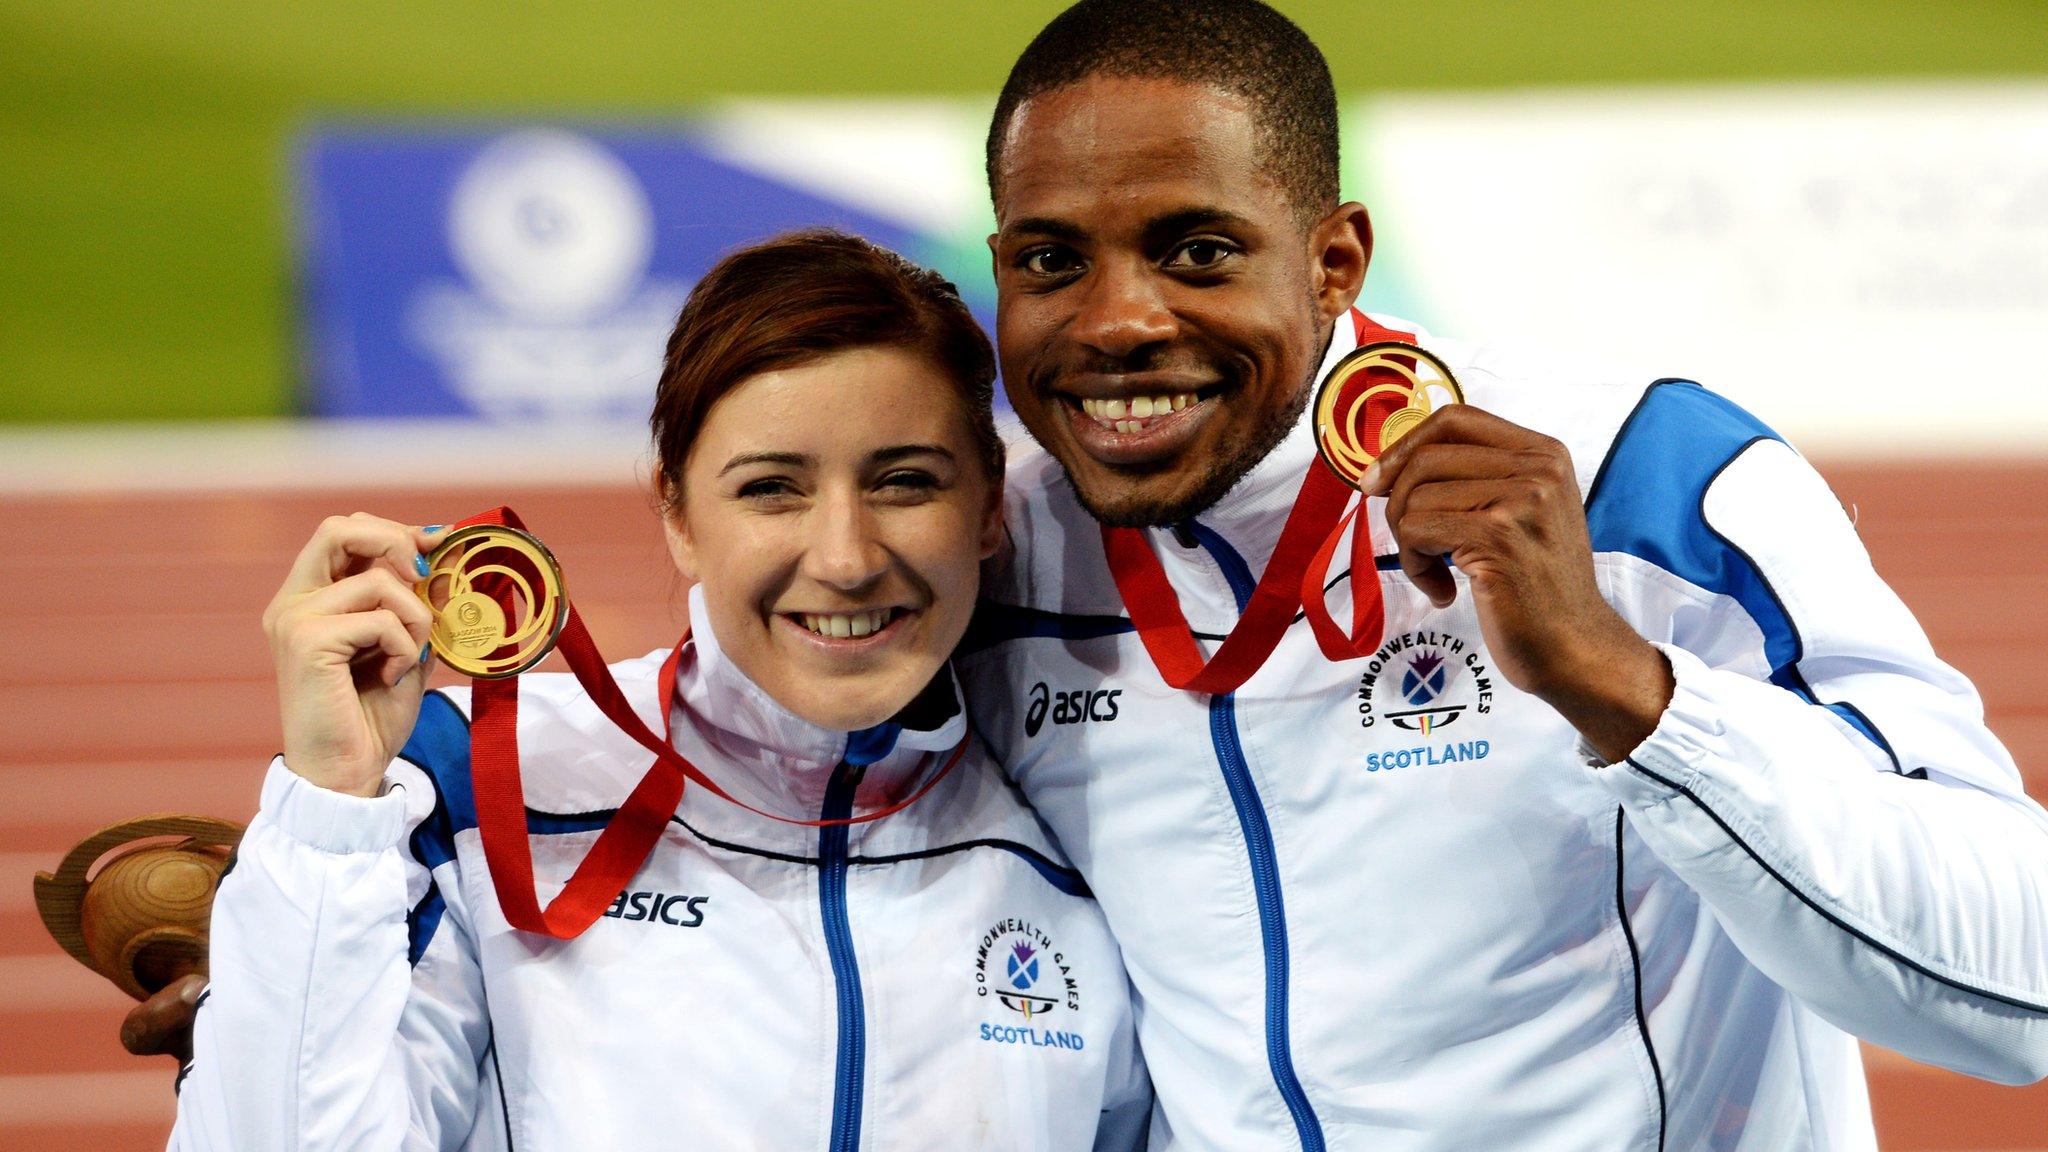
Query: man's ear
1311 201 1373 322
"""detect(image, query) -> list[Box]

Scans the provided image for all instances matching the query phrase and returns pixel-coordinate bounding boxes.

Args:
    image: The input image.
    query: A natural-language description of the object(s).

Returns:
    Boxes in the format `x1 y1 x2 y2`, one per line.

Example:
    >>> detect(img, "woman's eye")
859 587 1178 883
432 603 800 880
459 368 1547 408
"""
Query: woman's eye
1019 246 1081 277
1165 239 1237 271
877 470 940 496
737 478 798 501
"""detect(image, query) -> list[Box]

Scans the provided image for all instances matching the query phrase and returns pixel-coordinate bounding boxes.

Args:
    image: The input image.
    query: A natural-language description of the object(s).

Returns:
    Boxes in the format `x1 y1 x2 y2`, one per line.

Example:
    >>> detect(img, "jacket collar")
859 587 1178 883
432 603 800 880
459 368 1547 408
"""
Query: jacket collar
671 583 967 821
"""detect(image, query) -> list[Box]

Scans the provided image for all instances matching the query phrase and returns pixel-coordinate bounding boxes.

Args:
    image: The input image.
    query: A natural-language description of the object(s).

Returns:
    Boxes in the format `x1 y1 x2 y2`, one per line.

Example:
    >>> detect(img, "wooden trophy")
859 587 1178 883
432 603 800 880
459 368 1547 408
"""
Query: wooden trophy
33 815 246 1001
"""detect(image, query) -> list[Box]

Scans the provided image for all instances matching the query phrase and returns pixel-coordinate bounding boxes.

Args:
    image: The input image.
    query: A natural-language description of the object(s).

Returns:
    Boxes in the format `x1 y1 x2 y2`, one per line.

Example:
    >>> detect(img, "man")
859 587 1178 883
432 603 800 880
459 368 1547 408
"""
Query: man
129 2 2048 1147
957 0 2048 1148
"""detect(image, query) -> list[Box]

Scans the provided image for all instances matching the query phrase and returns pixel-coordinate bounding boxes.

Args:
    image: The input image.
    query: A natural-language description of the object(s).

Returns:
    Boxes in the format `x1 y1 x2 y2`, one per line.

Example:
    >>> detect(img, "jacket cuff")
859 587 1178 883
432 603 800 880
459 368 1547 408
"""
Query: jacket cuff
260 756 412 854
1588 643 1725 805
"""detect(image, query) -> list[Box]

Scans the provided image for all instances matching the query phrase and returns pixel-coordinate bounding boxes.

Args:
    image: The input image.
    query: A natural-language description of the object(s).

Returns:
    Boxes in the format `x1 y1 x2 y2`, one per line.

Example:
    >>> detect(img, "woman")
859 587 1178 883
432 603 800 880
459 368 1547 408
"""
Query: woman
169 231 1149 1150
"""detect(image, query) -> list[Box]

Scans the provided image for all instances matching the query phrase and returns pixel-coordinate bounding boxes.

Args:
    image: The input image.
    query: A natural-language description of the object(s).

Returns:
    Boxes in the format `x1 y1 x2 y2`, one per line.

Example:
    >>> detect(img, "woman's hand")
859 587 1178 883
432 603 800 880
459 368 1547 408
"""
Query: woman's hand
261 515 444 797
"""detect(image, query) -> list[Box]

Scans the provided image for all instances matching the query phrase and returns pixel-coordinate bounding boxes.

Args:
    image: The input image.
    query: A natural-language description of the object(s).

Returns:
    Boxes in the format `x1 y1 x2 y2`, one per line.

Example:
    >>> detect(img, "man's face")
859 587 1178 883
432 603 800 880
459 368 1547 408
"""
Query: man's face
990 75 1366 526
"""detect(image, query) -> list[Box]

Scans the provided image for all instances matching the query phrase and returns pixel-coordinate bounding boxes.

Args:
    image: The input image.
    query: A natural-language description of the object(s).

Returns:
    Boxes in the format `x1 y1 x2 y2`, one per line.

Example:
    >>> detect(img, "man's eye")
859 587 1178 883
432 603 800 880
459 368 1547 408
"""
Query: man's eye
1019 247 1081 277
1165 239 1237 271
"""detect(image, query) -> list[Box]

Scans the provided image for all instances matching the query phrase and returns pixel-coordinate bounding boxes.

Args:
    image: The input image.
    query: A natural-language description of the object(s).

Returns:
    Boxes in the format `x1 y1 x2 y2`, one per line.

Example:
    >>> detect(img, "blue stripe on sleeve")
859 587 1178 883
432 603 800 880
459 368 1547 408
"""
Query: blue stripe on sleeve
395 691 475 960
398 691 478 873
1584 381 1898 769
1583 380 1793 679
407 884 447 966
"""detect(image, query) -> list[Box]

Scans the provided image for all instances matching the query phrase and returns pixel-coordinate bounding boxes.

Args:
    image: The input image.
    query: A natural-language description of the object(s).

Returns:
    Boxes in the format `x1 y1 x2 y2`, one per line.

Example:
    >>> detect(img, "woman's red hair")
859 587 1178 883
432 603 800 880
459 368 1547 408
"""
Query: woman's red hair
650 229 1001 507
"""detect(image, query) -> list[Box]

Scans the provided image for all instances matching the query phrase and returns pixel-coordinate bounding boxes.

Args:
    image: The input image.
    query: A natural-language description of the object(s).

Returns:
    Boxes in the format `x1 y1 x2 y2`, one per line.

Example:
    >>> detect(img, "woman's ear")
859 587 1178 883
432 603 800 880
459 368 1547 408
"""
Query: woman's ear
977 475 1006 561
656 470 701 582
663 513 700 583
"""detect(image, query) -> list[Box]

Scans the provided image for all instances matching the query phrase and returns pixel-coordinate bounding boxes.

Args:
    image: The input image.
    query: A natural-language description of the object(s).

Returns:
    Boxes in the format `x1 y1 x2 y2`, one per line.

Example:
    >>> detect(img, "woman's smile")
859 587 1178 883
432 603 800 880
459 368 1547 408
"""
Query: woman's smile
778 605 917 649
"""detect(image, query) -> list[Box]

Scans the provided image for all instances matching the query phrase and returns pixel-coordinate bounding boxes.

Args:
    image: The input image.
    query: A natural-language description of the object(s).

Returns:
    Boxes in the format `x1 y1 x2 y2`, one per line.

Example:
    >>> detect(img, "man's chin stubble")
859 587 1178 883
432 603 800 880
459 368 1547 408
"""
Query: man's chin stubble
1064 380 1313 529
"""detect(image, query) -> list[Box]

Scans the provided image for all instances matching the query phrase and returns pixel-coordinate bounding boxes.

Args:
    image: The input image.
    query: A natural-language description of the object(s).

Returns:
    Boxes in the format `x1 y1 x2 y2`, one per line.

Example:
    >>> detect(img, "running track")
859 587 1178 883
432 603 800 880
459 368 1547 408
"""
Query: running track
2 463 2044 1149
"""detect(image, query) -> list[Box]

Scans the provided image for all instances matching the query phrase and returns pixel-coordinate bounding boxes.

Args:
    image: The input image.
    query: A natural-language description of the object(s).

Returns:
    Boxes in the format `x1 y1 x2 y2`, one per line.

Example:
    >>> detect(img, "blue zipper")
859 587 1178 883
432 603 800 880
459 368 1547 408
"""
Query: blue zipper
1186 521 1327 1152
819 759 866 1152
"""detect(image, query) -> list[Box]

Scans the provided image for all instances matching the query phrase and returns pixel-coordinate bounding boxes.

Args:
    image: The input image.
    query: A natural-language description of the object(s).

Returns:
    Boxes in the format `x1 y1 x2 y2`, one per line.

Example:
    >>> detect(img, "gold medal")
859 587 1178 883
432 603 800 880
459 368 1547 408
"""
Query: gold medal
1312 340 1465 490
416 523 569 678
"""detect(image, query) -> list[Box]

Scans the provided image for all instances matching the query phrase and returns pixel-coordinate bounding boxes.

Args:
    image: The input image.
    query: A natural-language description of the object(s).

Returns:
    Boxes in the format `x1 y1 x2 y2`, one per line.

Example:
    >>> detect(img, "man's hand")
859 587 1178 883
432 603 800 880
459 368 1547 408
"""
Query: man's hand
1364 405 1674 762
121 974 203 1064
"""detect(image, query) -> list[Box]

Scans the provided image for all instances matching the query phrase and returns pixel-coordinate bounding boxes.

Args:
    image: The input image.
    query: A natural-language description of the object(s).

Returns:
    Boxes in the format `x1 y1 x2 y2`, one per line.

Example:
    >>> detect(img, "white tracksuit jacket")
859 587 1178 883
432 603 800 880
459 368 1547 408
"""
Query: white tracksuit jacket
957 311 2048 1151
171 588 1150 1151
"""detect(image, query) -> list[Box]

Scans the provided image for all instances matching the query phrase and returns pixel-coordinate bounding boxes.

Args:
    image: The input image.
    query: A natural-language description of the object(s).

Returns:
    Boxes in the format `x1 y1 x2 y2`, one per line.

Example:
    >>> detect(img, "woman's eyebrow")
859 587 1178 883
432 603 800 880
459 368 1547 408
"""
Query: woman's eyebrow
870 444 955 466
719 450 810 477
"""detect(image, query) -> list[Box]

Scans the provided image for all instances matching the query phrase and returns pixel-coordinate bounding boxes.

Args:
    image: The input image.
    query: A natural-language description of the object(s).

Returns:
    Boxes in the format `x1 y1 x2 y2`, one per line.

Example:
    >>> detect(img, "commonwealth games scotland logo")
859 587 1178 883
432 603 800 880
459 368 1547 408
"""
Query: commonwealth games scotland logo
974 918 1079 1021
1356 629 1494 733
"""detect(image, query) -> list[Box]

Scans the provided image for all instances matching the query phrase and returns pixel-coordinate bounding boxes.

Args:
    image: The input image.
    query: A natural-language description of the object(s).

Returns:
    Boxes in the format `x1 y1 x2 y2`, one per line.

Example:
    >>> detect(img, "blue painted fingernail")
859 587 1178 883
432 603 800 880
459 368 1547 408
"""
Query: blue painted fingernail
414 553 430 577
424 524 445 534
419 645 433 665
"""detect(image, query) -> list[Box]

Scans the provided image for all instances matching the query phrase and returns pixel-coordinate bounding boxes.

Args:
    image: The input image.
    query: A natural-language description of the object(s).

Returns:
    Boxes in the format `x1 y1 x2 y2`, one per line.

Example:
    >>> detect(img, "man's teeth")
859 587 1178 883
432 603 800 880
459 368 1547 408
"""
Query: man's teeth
800 610 892 639
1080 393 1197 433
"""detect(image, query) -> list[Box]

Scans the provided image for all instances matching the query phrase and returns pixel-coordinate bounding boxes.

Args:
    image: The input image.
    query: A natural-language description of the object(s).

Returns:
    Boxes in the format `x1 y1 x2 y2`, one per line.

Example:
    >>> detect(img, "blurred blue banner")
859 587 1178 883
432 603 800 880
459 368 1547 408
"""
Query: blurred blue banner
298 126 928 421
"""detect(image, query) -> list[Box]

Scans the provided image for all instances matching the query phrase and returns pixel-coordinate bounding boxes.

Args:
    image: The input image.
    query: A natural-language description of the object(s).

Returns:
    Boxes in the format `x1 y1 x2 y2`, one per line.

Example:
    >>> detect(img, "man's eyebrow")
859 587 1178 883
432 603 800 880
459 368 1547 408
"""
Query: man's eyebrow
719 450 809 476
1001 216 1088 244
1143 207 1257 246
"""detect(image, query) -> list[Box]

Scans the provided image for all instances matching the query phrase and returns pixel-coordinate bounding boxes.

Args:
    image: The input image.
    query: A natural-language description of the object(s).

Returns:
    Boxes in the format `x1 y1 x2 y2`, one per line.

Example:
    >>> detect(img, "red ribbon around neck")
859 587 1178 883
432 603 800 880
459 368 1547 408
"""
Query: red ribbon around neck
1103 312 1409 695
457 507 965 940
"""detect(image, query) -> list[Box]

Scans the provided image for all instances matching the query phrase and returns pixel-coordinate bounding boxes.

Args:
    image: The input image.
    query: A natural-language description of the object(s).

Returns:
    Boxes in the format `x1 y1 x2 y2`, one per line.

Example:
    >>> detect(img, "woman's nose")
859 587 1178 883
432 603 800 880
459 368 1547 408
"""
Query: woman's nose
803 493 888 590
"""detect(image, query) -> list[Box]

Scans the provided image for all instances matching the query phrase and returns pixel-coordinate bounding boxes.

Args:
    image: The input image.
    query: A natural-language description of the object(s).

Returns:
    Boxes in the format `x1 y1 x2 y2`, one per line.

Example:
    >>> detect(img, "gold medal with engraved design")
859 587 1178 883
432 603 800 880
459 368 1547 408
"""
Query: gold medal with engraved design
1312 341 1466 491
416 524 569 678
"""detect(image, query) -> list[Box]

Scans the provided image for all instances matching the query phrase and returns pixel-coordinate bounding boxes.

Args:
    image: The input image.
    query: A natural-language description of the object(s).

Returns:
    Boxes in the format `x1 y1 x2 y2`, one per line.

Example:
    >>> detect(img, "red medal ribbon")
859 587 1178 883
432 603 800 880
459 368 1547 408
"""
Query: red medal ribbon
457 507 965 940
1104 312 1411 694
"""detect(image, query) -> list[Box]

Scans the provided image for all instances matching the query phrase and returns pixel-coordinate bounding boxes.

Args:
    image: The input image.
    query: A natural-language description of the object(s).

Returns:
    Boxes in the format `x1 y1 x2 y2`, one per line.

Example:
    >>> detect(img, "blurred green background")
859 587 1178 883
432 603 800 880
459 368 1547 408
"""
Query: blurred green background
4 0 2045 423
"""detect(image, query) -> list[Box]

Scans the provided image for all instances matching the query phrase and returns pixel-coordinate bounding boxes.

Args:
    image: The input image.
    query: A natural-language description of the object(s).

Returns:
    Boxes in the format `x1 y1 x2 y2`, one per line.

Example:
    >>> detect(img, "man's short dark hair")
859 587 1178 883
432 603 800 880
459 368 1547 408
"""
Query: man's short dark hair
986 0 1340 226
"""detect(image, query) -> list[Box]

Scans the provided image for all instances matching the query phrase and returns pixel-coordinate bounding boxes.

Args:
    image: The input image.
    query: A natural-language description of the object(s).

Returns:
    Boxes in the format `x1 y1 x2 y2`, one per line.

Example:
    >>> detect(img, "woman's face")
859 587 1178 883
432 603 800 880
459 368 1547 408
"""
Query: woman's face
666 344 1002 732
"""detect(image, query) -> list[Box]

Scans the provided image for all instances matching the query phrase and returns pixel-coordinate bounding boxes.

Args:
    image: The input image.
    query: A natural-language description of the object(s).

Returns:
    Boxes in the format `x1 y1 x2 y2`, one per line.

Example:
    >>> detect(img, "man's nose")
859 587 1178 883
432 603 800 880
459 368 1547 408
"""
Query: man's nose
803 491 888 591
1071 258 1175 360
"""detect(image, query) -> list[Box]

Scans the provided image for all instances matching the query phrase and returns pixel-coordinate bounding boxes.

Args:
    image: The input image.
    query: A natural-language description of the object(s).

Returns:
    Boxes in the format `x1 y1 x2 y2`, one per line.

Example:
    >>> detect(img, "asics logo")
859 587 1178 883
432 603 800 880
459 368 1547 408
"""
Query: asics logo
1024 682 1121 737
603 890 709 928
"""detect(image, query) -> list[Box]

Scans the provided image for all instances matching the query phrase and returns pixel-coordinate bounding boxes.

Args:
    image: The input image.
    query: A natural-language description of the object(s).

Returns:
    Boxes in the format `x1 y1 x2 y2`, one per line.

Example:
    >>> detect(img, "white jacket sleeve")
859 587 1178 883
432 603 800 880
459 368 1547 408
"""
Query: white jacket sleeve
1091 979 1154 1151
169 757 494 1150
1592 431 2048 1084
